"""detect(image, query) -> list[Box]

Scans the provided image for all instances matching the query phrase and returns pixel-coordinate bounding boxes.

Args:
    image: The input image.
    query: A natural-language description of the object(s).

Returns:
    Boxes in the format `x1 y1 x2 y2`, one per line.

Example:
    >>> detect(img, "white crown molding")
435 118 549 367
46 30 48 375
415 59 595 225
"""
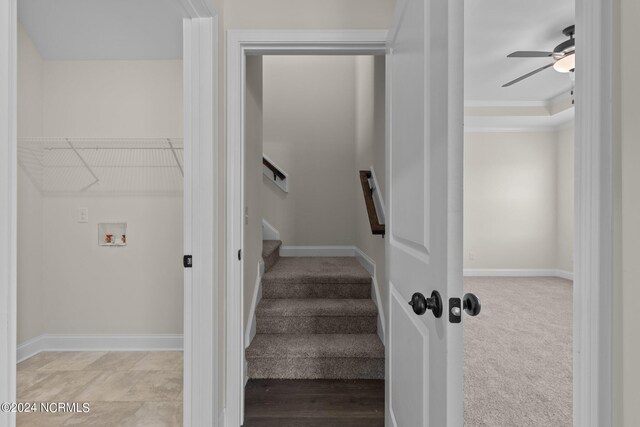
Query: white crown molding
465 94 574 119
464 100 549 108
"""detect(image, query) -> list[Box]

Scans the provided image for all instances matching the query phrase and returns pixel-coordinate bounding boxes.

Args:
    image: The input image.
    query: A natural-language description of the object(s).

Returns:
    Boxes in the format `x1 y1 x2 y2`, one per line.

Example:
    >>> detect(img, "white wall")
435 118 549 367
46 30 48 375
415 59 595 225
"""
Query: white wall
17 25 44 344
262 55 358 246
224 0 394 29
354 55 387 317
42 197 183 334
17 29 184 343
619 0 640 422
42 60 182 138
556 126 574 273
463 128 574 273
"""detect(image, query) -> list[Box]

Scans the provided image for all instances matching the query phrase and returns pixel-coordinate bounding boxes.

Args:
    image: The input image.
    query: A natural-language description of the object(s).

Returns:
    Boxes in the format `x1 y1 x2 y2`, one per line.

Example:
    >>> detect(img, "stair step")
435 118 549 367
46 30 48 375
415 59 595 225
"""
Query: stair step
256 299 378 334
263 257 371 284
262 240 282 272
262 257 372 299
246 334 384 379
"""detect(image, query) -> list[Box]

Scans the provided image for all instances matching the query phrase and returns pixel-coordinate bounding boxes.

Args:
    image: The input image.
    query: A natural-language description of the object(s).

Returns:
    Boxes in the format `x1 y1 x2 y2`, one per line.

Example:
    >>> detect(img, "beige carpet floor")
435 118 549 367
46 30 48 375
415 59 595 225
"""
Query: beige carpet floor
464 277 573 427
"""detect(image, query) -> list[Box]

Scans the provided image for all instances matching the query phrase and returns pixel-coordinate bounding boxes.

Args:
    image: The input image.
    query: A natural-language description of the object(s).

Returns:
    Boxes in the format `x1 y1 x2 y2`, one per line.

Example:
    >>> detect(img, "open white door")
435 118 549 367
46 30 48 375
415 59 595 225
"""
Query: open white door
386 0 465 425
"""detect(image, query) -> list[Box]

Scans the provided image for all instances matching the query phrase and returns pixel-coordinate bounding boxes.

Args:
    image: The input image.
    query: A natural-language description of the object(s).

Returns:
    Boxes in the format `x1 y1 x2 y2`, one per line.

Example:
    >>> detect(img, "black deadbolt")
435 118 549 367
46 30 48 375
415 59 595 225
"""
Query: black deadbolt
409 291 443 318
463 293 481 316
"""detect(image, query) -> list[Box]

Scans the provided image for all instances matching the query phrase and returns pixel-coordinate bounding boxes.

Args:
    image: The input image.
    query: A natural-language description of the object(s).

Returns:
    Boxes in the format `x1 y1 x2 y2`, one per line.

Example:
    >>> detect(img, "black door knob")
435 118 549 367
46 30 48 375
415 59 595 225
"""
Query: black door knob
463 293 481 316
409 291 443 318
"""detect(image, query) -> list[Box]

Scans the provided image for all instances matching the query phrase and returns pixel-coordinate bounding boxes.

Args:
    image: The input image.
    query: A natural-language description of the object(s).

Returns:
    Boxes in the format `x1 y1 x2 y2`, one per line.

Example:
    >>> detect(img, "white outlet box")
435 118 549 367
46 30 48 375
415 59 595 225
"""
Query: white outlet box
469 251 476 261
78 207 89 223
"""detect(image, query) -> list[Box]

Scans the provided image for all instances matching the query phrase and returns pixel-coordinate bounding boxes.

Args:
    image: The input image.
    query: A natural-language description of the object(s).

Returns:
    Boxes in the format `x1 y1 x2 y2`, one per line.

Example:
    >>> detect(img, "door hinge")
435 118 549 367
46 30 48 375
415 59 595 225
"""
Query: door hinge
238 249 242 261
183 255 193 268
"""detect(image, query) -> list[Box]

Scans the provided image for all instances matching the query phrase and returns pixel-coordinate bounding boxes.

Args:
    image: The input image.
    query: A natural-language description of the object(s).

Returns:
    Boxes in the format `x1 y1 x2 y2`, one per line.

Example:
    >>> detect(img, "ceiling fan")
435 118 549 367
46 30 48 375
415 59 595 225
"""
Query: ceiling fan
502 25 575 88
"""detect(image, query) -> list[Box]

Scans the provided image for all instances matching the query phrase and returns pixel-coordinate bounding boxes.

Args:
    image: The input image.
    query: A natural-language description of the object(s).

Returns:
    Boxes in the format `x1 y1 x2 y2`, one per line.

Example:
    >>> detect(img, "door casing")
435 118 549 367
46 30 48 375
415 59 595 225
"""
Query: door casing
225 30 388 427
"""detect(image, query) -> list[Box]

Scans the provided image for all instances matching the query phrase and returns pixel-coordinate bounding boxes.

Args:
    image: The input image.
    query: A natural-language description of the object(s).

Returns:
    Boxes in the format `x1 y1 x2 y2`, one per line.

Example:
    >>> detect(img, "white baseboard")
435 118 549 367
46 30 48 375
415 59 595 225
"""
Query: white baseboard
555 270 574 280
245 261 263 349
262 219 280 241
279 245 357 257
464 269 574 280
244 261 263 389
354 248 386 343
17 334 183 363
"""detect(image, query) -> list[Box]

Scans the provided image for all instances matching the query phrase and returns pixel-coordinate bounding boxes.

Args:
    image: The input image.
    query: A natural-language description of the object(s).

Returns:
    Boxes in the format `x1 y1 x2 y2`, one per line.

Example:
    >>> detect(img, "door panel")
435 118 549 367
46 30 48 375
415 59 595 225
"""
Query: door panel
386 0 463 424
390 284 429 427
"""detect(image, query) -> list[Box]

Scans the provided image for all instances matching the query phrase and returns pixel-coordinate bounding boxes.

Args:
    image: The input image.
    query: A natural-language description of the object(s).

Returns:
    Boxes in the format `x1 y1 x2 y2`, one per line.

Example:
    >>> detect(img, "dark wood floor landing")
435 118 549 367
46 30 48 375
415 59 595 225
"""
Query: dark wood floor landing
243 379 385 427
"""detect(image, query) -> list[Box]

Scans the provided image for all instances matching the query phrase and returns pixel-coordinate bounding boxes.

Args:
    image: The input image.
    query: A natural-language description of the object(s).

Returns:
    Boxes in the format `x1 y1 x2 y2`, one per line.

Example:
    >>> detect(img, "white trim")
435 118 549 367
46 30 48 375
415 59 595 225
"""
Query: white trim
17 334 183 363
463 269 574 280
0 0 17 426
279 245 358 257
556 270 574 281
182 9 218 427
464 100 550 108
245 261 263 349
369 166 386 224
354 248 386 343
463 126 570 134
261 219 280 241
574 0 615 423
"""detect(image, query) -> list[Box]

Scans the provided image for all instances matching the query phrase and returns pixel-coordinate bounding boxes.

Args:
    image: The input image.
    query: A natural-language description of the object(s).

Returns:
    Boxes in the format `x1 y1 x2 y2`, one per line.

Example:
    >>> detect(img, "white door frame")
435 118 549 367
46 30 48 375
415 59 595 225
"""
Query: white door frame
225 30 387 427
0 1 220 426
225 0 617 422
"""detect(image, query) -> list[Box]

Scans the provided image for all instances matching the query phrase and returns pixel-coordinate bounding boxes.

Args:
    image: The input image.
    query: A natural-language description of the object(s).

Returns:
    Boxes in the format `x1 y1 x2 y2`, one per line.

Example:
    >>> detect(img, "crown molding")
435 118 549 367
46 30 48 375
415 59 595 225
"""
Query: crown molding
465 93 574 118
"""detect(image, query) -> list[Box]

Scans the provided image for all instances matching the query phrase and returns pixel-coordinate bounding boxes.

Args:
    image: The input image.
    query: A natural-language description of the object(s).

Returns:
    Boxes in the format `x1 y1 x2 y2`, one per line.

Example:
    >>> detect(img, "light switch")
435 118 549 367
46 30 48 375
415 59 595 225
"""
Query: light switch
78 207 89 223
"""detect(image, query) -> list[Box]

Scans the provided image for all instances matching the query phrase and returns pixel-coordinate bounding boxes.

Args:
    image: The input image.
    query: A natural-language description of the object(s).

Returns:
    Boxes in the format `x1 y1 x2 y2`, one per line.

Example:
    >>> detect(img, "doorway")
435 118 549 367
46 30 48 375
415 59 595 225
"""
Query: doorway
15 3 184 424
226 32 388 426
463 0 576 423
0 1 219 425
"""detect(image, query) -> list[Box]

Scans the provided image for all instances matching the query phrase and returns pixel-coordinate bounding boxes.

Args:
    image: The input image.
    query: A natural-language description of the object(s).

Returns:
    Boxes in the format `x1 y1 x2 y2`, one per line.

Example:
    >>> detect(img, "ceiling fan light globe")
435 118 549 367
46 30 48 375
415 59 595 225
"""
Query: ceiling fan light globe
553 53 575 73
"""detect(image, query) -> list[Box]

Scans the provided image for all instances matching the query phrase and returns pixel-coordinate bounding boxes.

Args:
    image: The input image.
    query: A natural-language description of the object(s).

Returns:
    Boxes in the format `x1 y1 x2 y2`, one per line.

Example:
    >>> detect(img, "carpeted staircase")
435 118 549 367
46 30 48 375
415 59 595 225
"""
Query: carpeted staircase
246 240 385 379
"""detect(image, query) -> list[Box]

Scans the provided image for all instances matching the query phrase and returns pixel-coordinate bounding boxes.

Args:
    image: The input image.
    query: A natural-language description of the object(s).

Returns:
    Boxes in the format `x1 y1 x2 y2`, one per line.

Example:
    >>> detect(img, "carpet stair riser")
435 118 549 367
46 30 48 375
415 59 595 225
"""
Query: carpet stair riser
257 316 377 334
247 357 384 380
262 282 371 299
262 240 282 272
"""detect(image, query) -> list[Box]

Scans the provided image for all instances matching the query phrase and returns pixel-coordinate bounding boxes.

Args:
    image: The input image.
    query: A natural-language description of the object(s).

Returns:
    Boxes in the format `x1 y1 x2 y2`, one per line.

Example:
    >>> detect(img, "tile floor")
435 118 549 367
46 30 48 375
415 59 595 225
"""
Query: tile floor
17 351 183 426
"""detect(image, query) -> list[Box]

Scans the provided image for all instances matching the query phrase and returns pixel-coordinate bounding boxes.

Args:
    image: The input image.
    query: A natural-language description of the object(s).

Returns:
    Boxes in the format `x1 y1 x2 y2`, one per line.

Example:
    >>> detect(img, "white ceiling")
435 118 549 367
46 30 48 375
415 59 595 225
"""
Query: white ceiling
465 0 575 103
20 0 574 105
18 0 187 60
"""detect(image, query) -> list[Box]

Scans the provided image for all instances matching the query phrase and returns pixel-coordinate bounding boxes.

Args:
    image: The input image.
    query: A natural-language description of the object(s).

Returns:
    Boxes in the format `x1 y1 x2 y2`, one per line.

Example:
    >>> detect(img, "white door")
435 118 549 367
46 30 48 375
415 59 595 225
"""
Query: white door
386 0 464 424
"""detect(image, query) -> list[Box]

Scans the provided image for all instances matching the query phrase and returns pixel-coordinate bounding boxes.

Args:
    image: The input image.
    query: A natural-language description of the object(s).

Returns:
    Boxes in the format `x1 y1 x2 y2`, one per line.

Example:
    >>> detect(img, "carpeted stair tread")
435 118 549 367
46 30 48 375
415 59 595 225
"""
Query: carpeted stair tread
257 299 378 318
262 240 282 259
246 334 384 359
263 257 371 284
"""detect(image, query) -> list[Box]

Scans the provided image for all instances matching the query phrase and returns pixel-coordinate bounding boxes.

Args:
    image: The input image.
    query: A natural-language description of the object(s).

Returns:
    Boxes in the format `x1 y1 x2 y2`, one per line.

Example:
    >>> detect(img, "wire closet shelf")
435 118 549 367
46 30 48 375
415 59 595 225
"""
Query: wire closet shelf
18 137 184 195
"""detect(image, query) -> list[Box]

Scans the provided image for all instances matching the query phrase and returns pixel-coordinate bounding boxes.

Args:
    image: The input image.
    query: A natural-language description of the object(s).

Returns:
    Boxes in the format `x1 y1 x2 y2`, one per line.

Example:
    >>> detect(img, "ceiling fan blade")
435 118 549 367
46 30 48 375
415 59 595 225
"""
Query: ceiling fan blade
502 63 554 87
507 51 553 58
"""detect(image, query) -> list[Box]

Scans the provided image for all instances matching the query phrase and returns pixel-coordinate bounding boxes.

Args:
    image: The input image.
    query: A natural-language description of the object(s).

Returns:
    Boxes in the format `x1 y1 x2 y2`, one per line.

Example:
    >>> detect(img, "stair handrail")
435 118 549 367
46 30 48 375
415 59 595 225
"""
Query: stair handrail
263 157 286 181
359 170 385 236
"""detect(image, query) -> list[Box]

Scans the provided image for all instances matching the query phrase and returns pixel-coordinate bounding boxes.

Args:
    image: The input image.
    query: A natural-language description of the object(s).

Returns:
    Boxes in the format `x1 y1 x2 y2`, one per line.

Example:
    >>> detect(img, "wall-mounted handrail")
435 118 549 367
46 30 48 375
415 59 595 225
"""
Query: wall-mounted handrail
359 170 385 236
263 157 286 181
